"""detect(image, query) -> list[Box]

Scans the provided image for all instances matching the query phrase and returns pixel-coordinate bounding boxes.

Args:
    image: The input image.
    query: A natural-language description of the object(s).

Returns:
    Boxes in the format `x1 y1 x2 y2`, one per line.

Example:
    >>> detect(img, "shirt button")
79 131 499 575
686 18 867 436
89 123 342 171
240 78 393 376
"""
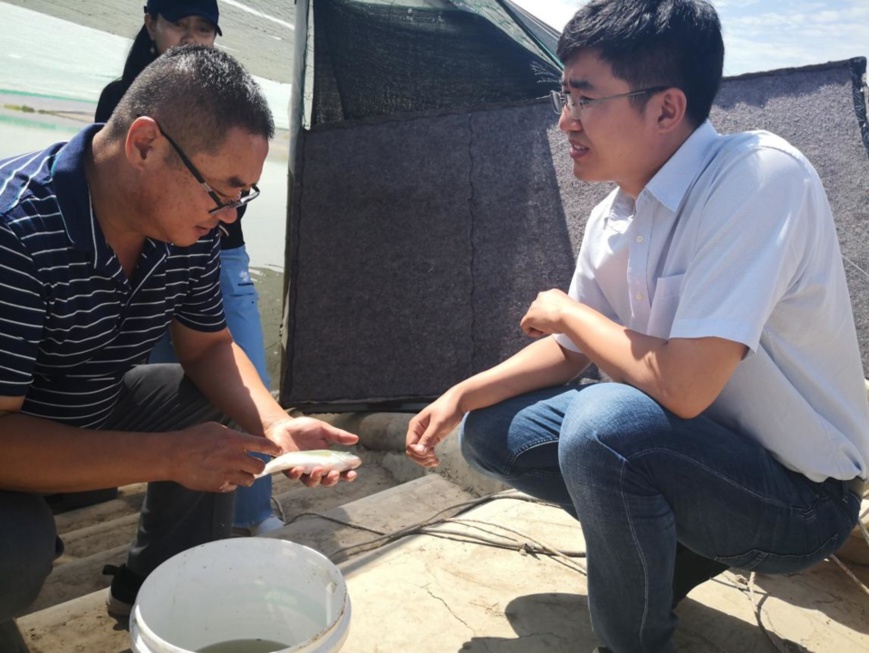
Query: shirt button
635 293 645 301
635 236 645 243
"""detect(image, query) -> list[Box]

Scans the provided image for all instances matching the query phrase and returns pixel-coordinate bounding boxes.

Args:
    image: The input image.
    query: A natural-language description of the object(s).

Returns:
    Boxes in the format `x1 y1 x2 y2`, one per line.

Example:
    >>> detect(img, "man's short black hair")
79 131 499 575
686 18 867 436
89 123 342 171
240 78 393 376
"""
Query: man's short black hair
557 0 724 127
107 45 275 153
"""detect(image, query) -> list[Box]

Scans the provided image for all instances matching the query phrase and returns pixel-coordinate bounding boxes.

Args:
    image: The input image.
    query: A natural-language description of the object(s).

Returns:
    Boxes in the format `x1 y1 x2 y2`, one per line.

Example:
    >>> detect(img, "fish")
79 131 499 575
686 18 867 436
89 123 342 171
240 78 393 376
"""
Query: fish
254 450 362 478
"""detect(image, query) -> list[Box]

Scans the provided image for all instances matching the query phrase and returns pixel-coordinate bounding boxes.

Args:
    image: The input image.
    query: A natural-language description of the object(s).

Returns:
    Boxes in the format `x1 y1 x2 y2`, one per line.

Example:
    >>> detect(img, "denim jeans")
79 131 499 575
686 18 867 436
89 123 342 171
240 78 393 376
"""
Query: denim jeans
150 245 274 528
459 382 860 653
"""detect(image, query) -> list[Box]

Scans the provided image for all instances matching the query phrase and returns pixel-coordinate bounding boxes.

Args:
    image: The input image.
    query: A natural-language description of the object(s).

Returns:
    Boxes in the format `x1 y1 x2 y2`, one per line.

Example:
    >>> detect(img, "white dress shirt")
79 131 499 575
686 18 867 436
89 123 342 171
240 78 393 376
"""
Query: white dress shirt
555 121 869 482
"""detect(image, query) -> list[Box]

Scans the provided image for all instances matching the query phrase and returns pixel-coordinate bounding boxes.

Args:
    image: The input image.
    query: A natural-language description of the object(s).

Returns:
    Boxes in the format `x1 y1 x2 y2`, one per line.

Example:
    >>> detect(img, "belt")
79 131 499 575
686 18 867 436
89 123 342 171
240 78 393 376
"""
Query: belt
846 477 865 497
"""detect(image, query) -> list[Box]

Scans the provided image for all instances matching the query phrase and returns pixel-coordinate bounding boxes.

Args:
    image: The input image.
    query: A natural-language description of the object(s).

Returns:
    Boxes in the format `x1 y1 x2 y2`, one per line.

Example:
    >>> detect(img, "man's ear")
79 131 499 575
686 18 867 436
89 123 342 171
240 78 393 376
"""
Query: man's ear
654 87 688 134
125 117 160 171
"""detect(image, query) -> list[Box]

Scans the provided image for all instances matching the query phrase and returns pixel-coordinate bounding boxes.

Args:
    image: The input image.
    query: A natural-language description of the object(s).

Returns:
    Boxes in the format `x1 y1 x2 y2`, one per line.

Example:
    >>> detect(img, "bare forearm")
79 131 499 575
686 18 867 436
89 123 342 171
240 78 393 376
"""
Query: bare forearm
181 341 287 436
558 303 661 384
451 337 589 414
556 303 743 417
0 414 174 493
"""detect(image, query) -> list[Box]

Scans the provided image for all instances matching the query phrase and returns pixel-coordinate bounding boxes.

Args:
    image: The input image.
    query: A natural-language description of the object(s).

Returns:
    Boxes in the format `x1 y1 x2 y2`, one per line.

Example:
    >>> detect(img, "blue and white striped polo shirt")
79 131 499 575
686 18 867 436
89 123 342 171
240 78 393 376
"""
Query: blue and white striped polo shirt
0 124 226 428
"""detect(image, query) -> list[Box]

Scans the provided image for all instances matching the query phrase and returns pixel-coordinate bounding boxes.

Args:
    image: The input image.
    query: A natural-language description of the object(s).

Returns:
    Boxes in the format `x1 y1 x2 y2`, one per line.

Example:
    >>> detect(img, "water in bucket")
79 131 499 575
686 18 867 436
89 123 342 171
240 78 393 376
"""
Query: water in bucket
129 538 351 653
196 639 289 652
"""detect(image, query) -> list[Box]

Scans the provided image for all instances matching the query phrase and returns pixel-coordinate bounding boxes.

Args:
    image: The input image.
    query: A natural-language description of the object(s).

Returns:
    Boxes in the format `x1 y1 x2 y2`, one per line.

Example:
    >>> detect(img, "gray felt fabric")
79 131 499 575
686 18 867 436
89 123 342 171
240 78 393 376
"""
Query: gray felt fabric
281 58 869 410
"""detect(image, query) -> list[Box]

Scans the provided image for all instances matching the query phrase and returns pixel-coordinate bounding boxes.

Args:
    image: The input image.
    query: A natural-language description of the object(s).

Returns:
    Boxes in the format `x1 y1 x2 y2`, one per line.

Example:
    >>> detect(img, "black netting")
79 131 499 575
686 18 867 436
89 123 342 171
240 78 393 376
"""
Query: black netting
312 0 561 125
501 0 562 57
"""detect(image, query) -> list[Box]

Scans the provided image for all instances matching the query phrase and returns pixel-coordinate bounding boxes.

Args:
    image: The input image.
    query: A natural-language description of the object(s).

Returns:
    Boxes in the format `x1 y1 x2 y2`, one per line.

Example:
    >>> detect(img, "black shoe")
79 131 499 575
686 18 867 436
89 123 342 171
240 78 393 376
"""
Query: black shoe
672 543 729 608
103 563 146 618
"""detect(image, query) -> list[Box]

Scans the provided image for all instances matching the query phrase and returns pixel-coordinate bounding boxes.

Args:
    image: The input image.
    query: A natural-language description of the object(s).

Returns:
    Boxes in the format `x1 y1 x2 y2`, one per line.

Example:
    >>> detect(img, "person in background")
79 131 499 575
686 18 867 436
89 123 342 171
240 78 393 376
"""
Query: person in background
0 46 358 651
405 1 868 651
95 0 282 536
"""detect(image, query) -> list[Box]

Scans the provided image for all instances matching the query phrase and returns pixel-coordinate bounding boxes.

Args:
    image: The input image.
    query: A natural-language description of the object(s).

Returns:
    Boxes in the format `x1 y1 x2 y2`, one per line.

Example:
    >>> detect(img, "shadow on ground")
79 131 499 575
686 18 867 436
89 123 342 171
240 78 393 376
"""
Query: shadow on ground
458 591 813 653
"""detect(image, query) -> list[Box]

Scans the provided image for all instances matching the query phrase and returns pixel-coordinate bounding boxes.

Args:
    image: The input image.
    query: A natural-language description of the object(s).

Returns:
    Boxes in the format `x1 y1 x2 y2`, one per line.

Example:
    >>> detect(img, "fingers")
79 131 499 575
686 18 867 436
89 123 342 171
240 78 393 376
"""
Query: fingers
522 324 546 338
268 417 360 450
407 448 440 468
405 414 444 468
241 451 268 475
212 432 275 491
519 311 546 338
323 424 360 446
285 466 357 488
240 433 283 458
219 465 260 492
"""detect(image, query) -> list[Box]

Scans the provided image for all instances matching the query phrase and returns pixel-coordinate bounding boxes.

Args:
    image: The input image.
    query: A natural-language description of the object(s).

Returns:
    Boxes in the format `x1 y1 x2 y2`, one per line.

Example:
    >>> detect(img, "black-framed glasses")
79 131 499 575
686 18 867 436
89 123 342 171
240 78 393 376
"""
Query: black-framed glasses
550 86 670 120
151 118 260 215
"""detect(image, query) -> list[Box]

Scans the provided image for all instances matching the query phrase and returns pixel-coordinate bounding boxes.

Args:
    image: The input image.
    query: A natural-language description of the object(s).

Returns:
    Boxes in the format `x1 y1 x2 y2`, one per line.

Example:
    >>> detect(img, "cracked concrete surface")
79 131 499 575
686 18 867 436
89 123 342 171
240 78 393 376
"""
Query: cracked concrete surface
335 493 869 653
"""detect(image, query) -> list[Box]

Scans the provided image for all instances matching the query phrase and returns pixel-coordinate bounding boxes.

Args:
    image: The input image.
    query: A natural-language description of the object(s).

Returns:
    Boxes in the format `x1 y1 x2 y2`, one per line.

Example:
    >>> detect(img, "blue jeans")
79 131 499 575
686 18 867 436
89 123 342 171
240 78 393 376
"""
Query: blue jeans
460 382 860 653
150 245 274 528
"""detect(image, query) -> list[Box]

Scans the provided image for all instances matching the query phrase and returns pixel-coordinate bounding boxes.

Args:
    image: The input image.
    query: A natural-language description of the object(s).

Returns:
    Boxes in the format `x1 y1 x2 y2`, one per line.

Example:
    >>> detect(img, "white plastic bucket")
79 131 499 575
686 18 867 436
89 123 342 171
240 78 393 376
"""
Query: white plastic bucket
129 538 351 653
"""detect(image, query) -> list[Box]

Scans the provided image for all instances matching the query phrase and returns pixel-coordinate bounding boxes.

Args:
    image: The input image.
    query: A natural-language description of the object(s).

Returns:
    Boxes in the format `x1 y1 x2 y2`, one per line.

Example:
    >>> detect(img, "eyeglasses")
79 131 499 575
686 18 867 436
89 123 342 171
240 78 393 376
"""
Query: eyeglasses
151 118 260 215
550 86 670 120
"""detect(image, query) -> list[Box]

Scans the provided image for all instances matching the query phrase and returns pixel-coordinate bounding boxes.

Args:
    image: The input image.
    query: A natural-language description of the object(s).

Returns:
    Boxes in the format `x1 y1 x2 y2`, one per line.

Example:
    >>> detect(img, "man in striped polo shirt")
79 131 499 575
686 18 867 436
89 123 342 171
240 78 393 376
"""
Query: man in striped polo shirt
0 46 358 649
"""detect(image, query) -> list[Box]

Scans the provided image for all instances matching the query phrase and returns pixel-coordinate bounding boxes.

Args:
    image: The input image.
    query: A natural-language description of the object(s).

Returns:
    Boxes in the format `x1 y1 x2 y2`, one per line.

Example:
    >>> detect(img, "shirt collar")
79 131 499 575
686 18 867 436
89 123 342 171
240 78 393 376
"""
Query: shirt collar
51 123 103 252
642 120 720 213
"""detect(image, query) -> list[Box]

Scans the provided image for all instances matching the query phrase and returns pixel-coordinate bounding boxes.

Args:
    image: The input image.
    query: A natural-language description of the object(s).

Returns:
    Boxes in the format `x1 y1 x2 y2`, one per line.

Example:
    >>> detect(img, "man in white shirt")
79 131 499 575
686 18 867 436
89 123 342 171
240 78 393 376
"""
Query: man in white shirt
405 1 869 651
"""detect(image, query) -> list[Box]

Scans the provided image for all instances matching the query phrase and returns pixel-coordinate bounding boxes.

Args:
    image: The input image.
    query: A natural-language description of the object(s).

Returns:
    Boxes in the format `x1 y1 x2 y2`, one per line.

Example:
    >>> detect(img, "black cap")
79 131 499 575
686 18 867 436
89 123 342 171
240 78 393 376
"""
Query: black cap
145 0 222 36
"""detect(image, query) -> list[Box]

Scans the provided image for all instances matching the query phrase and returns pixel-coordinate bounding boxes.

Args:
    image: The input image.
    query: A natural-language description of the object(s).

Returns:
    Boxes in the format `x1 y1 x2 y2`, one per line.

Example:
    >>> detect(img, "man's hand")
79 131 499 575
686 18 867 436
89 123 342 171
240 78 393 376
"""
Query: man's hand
406 391 464 468
171 422 282 493
264 417 359 488
520 289 576 338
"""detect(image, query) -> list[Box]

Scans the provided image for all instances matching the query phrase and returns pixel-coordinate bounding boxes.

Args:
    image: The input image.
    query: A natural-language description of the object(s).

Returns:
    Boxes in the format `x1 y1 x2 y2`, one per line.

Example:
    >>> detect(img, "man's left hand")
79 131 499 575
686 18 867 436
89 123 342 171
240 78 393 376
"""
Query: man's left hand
264 417 359 487
520 288 576 338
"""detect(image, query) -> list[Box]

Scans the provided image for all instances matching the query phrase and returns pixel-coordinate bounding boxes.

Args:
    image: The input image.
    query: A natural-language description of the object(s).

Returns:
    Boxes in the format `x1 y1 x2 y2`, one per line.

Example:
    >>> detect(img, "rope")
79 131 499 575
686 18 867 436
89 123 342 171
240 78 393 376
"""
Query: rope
745 572 790 653
277 487 869 651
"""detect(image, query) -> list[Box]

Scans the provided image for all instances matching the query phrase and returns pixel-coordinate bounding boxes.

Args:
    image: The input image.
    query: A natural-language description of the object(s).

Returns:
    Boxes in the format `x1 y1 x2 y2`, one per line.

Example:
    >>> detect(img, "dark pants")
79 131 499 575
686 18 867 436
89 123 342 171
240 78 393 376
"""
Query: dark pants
0 364 234 636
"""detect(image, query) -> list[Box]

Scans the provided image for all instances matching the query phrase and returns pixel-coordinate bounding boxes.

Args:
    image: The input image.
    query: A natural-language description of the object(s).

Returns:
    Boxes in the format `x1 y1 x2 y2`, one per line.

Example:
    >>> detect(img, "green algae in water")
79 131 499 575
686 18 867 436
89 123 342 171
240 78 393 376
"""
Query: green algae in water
196 639 288 653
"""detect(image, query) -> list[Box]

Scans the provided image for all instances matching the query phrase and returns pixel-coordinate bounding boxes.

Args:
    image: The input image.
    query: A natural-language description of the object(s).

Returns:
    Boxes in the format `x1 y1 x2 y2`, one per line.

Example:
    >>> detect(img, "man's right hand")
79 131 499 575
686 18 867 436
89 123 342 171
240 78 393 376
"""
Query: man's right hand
171 422 282 493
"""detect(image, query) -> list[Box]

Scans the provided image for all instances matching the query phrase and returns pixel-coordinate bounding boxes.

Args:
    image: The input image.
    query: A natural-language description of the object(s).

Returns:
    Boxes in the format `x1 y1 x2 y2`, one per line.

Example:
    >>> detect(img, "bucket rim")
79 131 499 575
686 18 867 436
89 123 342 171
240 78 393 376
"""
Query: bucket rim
130 538 350 653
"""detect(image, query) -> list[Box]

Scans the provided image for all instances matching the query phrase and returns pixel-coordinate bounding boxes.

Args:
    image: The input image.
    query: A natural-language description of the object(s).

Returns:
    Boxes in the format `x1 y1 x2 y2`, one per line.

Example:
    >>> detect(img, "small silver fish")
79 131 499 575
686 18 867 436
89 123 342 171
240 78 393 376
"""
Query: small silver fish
254 450 362 478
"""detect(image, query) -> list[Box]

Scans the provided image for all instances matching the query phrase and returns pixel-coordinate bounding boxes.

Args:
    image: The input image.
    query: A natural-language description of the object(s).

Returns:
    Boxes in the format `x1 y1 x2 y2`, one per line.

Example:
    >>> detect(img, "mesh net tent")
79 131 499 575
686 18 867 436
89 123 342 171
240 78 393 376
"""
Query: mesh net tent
307 0 561 124
281 0 566 410
282 2 869 413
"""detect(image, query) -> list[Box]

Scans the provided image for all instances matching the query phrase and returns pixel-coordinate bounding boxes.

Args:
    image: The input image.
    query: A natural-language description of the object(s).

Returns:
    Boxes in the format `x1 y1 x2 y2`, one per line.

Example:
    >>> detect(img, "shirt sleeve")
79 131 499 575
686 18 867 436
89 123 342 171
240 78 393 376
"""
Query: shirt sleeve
172 234 227 333
669 144 816 352
0 223 45 397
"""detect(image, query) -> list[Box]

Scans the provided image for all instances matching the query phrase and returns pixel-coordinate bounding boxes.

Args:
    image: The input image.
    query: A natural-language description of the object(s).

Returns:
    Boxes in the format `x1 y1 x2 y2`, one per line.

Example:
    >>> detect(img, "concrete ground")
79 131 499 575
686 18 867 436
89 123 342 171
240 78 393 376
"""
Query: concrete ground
335 491 869 653
18 413 869 653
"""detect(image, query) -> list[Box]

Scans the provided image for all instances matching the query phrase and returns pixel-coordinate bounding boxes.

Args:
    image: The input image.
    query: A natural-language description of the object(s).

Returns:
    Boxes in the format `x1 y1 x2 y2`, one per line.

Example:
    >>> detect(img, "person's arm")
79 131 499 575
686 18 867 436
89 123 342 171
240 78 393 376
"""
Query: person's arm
406 336 590 467
170 321 359 487
0 394 280 494
521 289 746 419
0 220 276 494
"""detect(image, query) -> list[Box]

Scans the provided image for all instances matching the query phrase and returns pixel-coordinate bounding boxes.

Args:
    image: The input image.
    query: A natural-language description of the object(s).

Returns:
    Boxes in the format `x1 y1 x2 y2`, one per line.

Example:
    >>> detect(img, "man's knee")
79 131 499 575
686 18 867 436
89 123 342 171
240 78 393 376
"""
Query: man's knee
561 383 670 454
459 403 526 475
0 492 59 621
459 409 492 470
107 363 225 432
